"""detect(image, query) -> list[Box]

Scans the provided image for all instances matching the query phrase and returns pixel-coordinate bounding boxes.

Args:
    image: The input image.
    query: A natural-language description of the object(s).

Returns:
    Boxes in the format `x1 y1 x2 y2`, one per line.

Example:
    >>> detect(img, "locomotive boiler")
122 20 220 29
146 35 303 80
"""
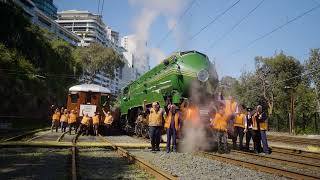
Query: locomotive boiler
117 50 219 136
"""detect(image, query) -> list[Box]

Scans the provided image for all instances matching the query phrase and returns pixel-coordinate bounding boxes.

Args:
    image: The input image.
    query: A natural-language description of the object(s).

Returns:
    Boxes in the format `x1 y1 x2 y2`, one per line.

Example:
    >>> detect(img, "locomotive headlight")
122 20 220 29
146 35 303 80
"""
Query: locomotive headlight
197 69 209 82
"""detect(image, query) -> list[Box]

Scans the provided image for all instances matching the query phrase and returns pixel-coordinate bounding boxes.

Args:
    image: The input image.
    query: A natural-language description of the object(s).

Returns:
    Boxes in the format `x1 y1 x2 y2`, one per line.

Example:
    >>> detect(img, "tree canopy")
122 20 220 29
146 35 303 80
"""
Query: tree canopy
225 52 319 134
0 2 123 117
73 43 124 83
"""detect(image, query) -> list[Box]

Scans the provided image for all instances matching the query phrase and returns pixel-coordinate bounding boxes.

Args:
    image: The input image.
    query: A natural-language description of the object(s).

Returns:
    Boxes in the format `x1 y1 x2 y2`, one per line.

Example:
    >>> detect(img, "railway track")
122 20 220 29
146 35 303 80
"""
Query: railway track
98 134 178 180
2 128 50 141
271 146 320 161
2 129 319 180
268 135 320 147
197 150 320 180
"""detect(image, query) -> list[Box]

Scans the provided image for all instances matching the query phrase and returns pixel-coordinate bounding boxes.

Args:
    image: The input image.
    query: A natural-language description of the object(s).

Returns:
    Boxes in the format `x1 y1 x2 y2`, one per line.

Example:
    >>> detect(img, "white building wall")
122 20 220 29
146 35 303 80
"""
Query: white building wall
121 35 149 76
56 10 127 94
13 0 82 46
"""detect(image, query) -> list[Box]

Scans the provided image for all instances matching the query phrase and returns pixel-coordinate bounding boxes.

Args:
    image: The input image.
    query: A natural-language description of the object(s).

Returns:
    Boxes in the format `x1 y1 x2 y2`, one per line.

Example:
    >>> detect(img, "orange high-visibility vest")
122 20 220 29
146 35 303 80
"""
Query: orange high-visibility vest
52 112 61 121
60 114 68 122
234 113 245 128
104 115 113 125
212 113 228 132
148 108 163 126
252 112 268 131
92 115 100 125
185 106 200 122
68 113 77 124
164 112 179 130
225 100 237 117
81 116 90 125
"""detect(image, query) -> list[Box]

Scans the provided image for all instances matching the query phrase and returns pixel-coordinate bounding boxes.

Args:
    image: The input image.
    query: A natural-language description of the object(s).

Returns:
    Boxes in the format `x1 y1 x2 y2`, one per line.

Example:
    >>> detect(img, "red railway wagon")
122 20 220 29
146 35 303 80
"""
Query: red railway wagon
67 84 111 117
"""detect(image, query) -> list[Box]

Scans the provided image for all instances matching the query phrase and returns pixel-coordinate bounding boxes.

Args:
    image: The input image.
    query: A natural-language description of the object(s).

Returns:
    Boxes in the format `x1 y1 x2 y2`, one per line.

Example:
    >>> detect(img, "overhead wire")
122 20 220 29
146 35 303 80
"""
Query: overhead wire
188 0 241 42
156 0 197 48
205 0 265 53
230 3 320 56
172 0 241 52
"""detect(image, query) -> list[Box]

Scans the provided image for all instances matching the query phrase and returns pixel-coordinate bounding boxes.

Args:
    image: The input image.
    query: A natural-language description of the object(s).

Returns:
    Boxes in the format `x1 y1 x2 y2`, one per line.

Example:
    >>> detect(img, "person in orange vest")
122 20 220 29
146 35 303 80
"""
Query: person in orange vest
68 110 78 135
224 96 238 139
252 105 269 154
144 100 165 152
92 111 100 136
79 111 90 136
60 109 69 133
164 104 181 153
183 100 200 129
103 109 113 136
210 103 229 153
232 104 246 150
51 108 61 132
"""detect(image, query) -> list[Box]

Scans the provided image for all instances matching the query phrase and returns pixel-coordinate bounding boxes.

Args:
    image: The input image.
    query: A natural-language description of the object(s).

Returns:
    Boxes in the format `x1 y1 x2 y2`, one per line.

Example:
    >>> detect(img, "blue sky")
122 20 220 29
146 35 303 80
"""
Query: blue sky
54 0 320 79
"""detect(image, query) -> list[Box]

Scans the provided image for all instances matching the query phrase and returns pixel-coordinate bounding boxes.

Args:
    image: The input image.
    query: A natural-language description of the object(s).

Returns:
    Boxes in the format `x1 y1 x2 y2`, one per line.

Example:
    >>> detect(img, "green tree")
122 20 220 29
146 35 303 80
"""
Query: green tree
0 2 81 117
254 52 303 115
306 49 320 112
73 43 124 83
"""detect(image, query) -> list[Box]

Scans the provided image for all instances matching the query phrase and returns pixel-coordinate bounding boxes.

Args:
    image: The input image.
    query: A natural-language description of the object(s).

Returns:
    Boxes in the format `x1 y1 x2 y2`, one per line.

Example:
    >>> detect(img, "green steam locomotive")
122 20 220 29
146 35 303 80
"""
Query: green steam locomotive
117 50 219 136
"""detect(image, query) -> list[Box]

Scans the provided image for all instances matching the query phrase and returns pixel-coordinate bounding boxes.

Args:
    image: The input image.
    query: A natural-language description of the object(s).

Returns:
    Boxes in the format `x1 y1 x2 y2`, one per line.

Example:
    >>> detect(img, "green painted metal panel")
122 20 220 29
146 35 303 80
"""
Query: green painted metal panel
118 51 218 116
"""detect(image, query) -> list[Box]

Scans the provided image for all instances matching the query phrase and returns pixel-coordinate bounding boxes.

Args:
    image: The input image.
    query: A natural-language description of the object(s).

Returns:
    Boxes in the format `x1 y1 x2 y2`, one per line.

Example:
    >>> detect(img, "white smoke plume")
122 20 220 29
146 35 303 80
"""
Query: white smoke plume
179 80 218 152
128 0 186 65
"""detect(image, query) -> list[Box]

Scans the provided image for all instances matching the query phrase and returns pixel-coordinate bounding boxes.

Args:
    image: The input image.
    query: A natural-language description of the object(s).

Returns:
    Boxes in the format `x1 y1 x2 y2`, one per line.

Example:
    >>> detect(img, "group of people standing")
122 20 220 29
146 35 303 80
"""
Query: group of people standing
211 97 269 154
50 106 114 136
143 99 200 153
144 96 269 155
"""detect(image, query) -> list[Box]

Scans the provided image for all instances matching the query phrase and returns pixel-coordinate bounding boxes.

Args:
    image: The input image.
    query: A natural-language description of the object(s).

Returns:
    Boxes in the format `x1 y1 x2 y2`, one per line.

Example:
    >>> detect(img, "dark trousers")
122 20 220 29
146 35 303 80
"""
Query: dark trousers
215 130 228 152
93 124 99 136
51 120 59 132
245 128 254 151
260 130 269 154
166 127 177 152
78 124 88 136
68 122 77 134
149 126 161 150
253 130 262 153
232 126 244 149
104 124 111 136
60 122 67 132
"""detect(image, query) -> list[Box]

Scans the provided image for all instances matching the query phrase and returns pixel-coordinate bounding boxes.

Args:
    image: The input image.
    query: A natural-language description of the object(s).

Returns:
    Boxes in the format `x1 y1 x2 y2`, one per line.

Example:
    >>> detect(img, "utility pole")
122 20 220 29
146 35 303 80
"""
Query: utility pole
314 85 320 133
290 91 295 135
285 86 295 135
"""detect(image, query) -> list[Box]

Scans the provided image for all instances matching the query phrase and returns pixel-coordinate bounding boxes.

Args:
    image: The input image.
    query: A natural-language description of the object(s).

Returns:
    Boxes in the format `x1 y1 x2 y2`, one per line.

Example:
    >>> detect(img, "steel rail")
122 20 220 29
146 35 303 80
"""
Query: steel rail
71 133 80 180
271 146 320 160
197 152 320 180
232 150 320 169
71 146 77 180
2 128 50 141
26 131 52 142
268 135 320 146
57 132 68 142
98 134 178 180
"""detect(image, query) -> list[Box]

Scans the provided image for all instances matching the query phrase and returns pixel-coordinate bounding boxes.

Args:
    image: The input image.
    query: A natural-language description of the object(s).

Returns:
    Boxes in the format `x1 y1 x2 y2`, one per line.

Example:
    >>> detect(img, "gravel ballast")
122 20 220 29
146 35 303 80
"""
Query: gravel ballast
0 148 70 180
78 148 154 179
129 149 290 180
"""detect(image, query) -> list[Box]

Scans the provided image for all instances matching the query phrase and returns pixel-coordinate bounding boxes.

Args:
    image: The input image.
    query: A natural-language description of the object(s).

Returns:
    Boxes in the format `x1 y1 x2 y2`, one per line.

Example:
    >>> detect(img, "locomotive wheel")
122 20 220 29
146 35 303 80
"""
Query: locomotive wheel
142 125 149 138
135 123 142 137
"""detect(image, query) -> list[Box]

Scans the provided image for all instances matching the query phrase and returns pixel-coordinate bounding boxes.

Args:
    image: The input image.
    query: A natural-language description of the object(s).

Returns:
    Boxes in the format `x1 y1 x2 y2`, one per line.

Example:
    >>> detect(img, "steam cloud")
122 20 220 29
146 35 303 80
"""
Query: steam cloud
179 80 217 152
128 0 186 65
